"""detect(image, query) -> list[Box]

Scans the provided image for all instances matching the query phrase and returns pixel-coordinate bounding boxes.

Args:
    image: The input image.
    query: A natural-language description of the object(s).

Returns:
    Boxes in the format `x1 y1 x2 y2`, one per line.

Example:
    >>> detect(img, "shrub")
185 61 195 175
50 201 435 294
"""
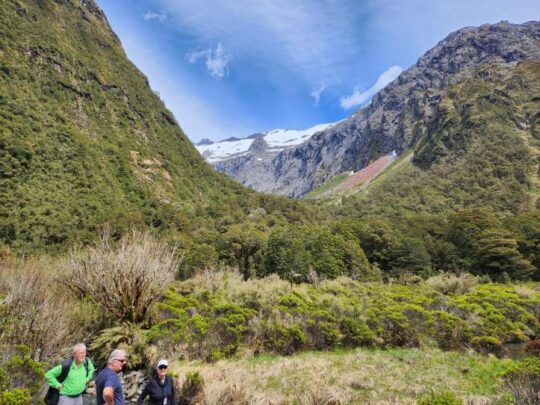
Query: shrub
525 339 540 356
151 289 254 361
426 272 479 295
426 311 468 350
261 322 306 355
501 358 540 405
340 318 377 347
178 371 205 405
0 258 76 360
90 323 152 370
470 336 504 357
63 229 180 323
0 345 44 404
0 388 32 405
417 390 463 405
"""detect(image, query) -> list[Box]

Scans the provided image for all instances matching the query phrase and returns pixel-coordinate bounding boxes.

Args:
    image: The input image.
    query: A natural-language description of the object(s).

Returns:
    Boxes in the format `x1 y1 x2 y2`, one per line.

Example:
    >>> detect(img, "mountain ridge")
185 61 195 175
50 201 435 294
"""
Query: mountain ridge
211 20 540 198
0 0 311 251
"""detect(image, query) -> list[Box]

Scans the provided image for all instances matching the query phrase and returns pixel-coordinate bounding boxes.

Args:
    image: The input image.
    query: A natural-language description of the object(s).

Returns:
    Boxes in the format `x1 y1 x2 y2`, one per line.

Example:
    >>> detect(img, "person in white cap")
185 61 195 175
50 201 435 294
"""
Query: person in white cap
136 359 176 405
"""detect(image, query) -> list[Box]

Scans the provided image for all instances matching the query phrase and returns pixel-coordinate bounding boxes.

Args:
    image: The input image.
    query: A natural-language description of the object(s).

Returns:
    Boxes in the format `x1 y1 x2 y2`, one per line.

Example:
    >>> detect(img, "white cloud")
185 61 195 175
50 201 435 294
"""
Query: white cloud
144 11 167 22
155 0 364 86
310 83 327 106
186 43 231 79
340 65 403 110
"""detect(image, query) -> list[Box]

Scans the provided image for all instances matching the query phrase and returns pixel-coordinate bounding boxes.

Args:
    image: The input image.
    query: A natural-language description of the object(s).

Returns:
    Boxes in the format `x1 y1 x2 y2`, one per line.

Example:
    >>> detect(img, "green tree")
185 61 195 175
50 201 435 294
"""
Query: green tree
216 224 267 279
473 228 535 281
262 227 310 282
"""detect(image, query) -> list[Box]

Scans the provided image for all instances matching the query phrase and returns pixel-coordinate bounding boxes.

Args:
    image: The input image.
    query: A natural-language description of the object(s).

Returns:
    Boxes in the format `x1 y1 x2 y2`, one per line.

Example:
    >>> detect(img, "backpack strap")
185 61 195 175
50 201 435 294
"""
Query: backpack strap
57 358 73 383
83 358 90 378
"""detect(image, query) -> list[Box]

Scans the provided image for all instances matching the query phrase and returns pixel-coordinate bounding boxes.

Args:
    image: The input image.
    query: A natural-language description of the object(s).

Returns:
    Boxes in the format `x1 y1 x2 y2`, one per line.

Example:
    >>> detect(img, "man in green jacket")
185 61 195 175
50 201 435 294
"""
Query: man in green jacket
45 343 95 405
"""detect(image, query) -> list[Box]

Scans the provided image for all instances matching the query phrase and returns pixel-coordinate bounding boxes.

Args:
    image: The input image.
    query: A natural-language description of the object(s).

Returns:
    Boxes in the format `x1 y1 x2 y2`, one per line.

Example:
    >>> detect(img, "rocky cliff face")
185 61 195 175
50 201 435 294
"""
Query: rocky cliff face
215 21 540 197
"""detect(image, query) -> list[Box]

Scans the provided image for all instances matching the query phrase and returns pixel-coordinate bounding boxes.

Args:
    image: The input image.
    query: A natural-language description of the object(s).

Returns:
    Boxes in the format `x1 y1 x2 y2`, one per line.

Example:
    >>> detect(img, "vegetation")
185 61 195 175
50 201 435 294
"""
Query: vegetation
63 228 180 324
336 61 539 217
0 0 321 254
501 357 540 405
148 271 540 360
171 347 516 404
0 345 44 404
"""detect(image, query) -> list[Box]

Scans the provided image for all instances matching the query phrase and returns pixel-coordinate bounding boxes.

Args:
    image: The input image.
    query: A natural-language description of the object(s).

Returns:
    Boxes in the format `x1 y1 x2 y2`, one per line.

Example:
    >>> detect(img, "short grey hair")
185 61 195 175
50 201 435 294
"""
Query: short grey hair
72 343 86 354
107 349 127 365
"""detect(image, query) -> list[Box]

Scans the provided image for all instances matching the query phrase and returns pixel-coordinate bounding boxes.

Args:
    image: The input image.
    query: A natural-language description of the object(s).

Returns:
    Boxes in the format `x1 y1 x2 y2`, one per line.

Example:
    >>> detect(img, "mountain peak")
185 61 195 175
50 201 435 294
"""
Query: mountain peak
205 20 540 198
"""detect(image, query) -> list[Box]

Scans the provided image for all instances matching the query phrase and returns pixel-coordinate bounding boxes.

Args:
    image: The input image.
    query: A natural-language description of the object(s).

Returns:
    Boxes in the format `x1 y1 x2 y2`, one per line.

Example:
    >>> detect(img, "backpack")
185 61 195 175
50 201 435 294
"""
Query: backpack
44 358 90 405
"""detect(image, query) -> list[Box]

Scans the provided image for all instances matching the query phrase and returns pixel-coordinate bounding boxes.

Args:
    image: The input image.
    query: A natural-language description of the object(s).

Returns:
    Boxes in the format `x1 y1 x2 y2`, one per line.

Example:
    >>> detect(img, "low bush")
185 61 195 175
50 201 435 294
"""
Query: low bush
0 345 44 404
0 258 78 360
178 371 205 405
149 272 540 360
63 229 180 324
469 336 504 357
426 272 479 295
501 357 540 405
525 339 540 355
0 388 32 405
90 323 152 370
260 322 307 355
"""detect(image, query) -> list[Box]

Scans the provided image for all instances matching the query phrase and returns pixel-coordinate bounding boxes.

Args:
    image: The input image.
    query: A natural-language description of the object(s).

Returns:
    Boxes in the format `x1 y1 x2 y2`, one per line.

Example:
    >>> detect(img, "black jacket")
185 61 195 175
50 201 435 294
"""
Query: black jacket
137 374 176 405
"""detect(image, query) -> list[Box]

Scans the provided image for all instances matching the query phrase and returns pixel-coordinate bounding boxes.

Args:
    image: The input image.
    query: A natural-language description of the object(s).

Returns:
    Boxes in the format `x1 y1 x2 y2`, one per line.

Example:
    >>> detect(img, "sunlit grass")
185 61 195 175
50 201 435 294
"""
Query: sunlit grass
171 347 516 404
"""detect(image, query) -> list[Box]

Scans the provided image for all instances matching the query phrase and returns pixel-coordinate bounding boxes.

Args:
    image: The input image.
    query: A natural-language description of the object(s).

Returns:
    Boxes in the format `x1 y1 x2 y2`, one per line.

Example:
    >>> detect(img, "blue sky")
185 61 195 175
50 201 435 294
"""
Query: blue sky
95 0 540 142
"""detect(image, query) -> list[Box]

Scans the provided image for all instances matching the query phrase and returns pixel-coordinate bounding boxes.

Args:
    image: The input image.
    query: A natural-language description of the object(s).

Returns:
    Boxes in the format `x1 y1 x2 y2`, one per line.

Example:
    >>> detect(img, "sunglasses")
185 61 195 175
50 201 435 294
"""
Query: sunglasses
158 365 168 370
116 359 127 364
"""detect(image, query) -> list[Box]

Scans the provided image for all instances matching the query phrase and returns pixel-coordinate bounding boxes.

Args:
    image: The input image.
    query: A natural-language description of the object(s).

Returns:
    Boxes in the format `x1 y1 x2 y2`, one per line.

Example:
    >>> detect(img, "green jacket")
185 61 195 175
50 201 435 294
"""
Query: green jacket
45 358 95 396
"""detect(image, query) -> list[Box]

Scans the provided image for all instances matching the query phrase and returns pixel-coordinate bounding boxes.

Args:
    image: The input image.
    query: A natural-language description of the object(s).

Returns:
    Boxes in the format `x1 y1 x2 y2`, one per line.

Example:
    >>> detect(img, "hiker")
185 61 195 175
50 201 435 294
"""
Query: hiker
137 359 176 405
95 349 128 405
44 343 95 405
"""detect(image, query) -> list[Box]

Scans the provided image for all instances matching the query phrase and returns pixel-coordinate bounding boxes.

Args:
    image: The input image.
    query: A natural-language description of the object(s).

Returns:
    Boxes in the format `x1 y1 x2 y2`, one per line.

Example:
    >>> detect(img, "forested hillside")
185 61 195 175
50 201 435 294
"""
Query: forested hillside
0 0 317 253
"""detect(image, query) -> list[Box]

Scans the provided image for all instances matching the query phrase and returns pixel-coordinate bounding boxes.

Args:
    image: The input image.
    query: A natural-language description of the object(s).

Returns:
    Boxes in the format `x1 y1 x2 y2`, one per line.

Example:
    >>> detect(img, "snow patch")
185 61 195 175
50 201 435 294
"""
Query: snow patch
195 122 336 163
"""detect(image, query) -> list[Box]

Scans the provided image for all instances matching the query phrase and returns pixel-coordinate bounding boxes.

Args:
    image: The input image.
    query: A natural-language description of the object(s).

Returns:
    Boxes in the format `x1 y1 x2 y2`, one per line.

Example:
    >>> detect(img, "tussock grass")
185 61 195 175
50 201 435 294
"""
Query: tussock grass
171 348 515 404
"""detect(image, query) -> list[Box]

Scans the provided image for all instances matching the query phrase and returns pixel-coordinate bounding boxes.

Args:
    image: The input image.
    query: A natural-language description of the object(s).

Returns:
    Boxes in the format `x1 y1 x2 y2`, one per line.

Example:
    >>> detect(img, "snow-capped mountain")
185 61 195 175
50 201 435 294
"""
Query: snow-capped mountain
195 123 335 164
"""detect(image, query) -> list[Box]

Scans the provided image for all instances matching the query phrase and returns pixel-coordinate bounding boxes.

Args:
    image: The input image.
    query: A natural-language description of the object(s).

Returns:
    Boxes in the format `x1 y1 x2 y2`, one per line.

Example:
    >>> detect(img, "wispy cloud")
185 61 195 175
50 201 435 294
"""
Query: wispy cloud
310 83 327 106
340 65 403 110
144 11 167 22
155 0 364 87
186 43 231 79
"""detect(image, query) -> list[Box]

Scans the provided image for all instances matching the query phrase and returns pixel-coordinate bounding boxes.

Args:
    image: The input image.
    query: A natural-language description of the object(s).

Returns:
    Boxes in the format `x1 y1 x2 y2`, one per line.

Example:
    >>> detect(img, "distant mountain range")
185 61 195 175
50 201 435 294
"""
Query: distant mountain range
195 123 336 163
196 21 540 202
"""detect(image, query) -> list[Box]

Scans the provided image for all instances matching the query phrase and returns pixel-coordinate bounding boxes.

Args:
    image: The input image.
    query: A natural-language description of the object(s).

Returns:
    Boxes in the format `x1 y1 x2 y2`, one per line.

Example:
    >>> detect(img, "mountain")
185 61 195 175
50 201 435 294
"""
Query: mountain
0 0 308 252
196 123 335 163
209 21 540 200
195 123 335 192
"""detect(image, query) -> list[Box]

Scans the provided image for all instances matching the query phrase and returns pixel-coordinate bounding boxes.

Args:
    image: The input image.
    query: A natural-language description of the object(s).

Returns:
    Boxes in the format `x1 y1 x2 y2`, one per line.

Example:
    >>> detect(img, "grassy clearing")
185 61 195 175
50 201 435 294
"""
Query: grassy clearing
171 347 516 404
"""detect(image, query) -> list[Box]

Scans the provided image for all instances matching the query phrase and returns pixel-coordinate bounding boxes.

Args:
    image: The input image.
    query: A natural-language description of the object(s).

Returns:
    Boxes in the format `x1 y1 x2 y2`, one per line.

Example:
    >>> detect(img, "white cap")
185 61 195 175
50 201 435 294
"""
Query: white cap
157 359 168 368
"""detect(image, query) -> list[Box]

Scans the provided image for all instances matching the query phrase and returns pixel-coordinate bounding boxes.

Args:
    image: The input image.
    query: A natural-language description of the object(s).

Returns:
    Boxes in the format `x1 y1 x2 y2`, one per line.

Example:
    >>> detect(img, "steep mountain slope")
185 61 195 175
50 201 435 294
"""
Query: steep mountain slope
0 0 307 251
336 60 540 216
220 21 540 198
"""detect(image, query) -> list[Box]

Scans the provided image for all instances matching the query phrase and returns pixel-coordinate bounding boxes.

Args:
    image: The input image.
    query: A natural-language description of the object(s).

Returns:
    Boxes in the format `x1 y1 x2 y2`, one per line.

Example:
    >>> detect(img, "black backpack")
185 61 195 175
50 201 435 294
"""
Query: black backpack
44 358 90 405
